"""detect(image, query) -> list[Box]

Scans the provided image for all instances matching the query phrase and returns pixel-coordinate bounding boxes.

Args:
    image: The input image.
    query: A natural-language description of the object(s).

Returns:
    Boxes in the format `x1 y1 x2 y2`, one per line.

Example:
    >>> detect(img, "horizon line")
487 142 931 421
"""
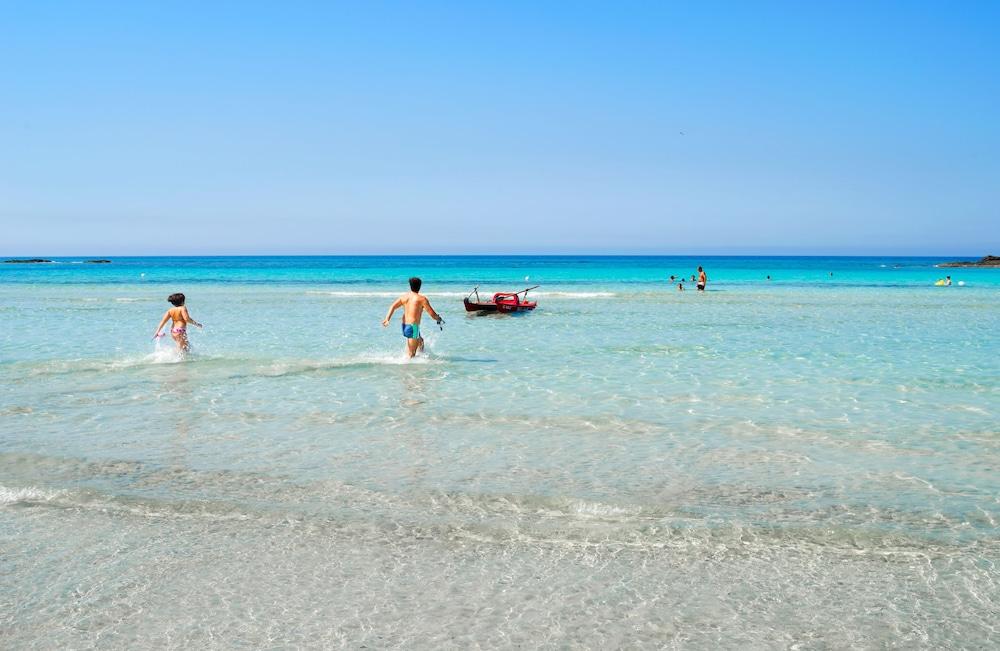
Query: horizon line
2 253 991 259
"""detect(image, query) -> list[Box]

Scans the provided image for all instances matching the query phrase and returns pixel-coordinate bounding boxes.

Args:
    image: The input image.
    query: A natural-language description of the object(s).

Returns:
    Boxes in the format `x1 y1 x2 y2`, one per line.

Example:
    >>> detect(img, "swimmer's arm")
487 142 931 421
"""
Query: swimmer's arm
182 306 203 328
153 312 170 338
382 297 403 327
422 297 441 322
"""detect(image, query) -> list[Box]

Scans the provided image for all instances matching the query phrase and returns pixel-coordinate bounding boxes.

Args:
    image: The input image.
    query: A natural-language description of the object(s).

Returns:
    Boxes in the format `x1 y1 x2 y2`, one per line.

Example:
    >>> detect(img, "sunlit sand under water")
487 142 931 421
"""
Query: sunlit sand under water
1 256 999 649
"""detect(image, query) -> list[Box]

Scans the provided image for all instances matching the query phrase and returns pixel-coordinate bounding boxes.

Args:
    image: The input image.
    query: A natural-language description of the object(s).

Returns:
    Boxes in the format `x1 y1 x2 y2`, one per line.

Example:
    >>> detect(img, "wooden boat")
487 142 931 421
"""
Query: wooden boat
463 286 538 313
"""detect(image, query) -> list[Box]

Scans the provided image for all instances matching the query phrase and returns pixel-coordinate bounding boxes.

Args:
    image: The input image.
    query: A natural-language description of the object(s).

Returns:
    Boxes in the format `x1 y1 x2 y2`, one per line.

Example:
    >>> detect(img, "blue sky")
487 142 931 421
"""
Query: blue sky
1 1 997 255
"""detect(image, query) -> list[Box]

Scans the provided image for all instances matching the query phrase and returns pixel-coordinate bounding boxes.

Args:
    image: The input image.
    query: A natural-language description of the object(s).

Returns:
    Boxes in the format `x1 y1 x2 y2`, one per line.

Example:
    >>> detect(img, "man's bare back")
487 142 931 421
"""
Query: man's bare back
403 292 430 325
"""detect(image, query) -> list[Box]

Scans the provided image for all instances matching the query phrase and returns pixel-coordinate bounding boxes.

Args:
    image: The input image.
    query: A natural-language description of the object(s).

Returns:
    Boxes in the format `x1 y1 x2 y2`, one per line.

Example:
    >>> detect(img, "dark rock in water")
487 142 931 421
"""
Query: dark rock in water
939 255 1000 268
85 259 112 263
3 258 52 263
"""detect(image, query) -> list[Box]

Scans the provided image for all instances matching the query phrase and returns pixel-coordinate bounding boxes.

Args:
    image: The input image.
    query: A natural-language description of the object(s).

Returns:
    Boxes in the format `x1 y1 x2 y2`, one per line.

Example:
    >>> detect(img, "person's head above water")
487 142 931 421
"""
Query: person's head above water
168 293 185 306
698 266 703 272
409 277 422 292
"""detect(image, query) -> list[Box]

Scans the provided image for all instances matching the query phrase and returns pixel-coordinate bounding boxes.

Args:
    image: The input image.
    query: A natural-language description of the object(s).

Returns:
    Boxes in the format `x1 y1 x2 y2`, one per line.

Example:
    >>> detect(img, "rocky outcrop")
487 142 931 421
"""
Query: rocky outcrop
939 255 1000 268
3 258 52 263
84 259 112 263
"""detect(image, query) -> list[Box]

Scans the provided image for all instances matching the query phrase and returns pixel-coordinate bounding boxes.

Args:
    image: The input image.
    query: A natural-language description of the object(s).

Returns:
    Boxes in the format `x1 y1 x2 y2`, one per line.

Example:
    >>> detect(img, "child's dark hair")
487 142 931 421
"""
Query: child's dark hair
168 293 185 306
409 277 422 292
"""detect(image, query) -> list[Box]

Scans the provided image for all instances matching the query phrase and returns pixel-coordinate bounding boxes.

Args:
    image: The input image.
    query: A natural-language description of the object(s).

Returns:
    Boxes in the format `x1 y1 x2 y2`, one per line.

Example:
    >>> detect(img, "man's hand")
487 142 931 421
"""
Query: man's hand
382 319 390 327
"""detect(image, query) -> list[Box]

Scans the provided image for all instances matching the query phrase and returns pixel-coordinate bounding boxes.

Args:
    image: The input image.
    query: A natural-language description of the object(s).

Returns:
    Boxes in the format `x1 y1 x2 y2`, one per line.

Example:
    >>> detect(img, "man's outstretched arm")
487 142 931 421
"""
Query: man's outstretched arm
422 297 442 322
382 298 403 327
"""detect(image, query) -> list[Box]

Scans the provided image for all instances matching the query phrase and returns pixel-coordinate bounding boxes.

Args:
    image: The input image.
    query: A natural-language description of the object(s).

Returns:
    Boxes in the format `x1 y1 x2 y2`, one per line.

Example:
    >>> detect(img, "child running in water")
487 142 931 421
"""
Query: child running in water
153 293 203 352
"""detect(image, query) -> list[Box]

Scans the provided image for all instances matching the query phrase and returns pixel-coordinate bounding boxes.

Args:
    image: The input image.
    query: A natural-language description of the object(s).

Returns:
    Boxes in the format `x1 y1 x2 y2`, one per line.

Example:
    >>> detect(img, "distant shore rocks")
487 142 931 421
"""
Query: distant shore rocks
85 259 112 263
939 255 1000 268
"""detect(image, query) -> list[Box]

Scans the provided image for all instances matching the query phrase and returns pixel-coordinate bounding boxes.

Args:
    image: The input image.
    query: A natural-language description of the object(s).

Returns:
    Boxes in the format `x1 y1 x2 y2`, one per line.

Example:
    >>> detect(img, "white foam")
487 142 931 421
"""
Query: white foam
306 291 468 298
262 351 440 375
0 486 63 505
346 351 439 365
536 291 616 298
148 348 187 364
307 291 399 297
106 341 187 369
564 498 641 518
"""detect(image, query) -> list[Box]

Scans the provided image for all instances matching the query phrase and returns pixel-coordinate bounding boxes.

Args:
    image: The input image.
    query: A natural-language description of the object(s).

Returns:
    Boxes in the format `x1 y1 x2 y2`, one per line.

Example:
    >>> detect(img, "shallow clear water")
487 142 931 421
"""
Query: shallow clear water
2 256 998 649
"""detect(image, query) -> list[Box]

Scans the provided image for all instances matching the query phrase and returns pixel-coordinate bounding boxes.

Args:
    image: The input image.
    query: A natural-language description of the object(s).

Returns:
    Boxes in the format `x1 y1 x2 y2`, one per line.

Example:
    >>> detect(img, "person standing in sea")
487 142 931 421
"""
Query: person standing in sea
697 266 707 291
152 292 203 352
382 277 443 358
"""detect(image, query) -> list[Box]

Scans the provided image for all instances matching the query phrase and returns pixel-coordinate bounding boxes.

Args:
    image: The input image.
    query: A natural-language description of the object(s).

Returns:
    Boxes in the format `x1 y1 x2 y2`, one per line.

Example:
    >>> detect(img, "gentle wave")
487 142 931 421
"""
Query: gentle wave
306 290 467 297
537 291 616 298
257 352 441 376
4 348 448 381
306 290 616 298
5 349 199 377
4 477 995 556
3 451 995 549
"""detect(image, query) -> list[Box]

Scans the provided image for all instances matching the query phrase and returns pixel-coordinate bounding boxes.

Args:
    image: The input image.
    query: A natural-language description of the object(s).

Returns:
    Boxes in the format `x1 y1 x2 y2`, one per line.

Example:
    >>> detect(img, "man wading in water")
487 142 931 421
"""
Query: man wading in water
382 277 443 358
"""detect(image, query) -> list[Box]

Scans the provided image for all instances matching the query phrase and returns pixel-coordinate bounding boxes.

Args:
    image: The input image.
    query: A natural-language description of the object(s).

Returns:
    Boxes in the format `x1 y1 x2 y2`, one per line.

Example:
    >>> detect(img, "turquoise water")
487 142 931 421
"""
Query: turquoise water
2 256 998 648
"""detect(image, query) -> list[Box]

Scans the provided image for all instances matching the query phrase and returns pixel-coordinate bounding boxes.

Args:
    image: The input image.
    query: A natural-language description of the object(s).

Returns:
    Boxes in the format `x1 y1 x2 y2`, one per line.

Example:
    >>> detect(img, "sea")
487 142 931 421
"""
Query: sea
1 256 998 649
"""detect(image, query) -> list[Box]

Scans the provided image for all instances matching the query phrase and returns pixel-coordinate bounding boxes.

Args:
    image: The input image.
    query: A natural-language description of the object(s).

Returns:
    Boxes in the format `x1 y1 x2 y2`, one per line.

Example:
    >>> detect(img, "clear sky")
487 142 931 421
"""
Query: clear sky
2 1 998 255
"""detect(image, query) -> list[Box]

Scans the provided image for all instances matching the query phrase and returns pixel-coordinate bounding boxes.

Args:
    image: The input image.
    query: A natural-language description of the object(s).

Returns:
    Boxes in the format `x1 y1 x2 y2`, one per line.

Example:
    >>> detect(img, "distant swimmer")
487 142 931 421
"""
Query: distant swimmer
678 282 684 292
382 276 442 358
153 293 203 352
946 275 952 286
697 266 707 291
669 275 676 282
766 275 771 281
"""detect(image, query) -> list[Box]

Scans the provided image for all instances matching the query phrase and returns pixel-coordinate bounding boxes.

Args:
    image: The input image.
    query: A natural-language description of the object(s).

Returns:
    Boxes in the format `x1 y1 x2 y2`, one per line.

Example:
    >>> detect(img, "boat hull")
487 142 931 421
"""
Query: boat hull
464 298 536 313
